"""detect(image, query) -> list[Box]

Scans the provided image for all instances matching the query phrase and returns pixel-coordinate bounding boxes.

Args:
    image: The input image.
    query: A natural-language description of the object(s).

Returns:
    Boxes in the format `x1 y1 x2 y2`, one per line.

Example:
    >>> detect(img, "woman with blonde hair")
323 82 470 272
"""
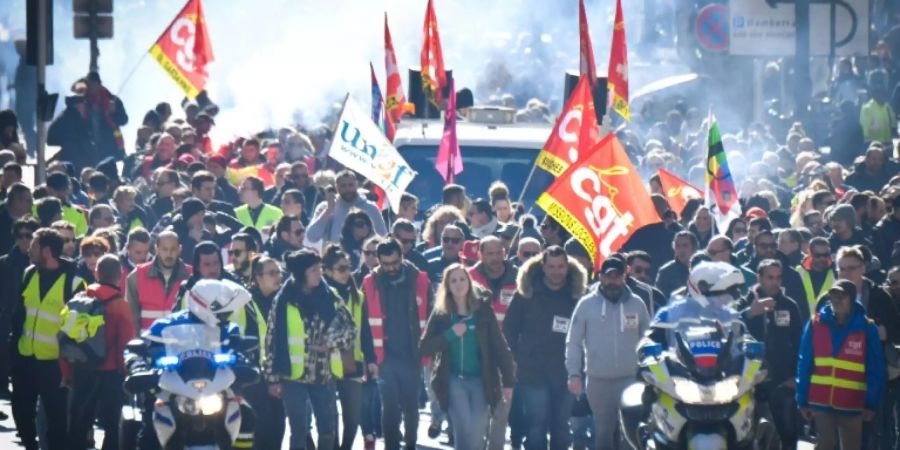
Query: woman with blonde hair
419 264 516 450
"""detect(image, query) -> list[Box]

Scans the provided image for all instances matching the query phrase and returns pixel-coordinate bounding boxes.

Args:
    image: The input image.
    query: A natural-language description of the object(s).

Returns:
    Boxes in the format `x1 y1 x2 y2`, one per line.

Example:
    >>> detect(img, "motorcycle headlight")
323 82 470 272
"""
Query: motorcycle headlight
671 376 741 404
198 394 224 415
175 394 224 416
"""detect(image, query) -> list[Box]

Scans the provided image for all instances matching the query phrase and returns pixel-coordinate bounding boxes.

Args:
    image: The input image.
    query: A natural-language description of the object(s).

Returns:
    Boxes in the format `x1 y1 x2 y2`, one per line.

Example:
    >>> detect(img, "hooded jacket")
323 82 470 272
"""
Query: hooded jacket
565 284 648 380
796 300 885 415
503 256 586 386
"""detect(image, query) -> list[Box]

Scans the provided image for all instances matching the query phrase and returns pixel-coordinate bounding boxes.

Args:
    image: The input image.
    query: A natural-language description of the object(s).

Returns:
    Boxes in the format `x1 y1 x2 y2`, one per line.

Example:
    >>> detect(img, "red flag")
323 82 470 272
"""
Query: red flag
436 79 462 184
537 134 659 271
657 168 703 217
385 14 413 122
420 0 447 107
149 0 214 98
535 76 600 177
607 0 630 120
579 0 598 87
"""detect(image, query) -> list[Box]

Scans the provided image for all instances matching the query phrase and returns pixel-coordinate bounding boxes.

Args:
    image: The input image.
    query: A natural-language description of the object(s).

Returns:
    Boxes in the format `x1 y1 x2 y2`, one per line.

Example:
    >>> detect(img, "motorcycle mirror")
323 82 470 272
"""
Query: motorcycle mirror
124 371 159 395
126 339 148 357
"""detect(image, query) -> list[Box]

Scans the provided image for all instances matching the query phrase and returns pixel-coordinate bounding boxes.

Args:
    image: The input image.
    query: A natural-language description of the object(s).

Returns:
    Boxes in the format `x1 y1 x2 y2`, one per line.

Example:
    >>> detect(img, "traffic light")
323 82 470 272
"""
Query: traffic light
73 0 114 39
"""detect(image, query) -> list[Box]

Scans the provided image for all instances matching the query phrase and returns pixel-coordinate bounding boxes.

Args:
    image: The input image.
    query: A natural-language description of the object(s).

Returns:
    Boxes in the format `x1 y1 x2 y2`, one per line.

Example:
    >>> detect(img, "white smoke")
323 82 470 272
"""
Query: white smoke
1 0 669 147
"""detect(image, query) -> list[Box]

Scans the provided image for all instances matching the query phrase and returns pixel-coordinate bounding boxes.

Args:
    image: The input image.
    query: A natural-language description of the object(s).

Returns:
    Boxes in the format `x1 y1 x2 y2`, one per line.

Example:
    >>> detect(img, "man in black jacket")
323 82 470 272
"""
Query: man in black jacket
655 231 697 299
0 217 39 398
734 259 803 450
504 246 587 450
625 251 667 315
0 183 33 254
47 94 96 172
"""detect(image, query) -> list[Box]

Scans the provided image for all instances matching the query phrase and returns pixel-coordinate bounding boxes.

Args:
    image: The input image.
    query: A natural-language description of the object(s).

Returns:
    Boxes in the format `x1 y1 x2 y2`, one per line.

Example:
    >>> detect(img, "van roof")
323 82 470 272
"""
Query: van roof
393 119 551 149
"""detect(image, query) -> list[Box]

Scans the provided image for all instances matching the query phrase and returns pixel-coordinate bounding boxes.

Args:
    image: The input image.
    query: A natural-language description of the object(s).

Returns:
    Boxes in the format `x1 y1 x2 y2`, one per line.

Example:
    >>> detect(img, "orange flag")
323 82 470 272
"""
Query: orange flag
150 0 214 99
657 168 704 217
537 134 659 271
420 0 447 107
578 0 598 87
385 13 413 122
535 76 599 177
607 0 630 120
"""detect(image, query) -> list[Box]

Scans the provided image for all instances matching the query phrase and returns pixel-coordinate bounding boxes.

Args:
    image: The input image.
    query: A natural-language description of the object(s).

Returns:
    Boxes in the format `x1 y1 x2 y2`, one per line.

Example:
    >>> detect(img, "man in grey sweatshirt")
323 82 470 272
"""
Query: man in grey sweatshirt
565 256 649 450
306 170 387 244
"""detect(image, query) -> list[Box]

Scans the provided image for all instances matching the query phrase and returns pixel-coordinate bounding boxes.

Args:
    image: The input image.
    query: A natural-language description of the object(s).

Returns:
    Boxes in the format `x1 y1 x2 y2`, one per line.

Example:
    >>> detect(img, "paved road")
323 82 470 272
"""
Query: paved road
0 396 814 450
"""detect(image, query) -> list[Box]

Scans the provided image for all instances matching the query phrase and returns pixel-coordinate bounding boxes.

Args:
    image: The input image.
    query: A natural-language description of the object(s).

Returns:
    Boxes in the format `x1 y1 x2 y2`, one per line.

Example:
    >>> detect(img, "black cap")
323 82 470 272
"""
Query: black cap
180 198 206 221
600 256 626 275
829 279 857 300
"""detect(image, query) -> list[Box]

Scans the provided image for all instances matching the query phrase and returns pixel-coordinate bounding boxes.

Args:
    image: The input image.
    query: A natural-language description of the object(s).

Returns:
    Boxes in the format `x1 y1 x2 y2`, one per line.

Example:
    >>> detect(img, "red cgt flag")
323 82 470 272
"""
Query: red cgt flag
657 168 704 217
537 134 659 271
607 0 630 121
385 13 413 122
420 0 447 107
150 0 214 99
535 75 600 177
579 0 598 87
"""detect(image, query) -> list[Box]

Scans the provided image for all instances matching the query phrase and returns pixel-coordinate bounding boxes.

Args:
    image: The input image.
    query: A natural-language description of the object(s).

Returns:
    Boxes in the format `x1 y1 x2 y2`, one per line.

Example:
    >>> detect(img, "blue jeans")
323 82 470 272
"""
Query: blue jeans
447 377 490 450
378 362 422 450
509 384 528 447
360 379 382 438
425 365 447 428
282 382 337 450
519 382 575 450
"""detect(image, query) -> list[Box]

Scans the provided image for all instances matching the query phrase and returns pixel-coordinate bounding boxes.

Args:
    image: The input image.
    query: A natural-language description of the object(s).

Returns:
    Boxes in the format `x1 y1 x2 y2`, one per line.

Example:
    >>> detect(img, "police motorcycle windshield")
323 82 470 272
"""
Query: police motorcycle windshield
155 323 236 398
671 319 742 383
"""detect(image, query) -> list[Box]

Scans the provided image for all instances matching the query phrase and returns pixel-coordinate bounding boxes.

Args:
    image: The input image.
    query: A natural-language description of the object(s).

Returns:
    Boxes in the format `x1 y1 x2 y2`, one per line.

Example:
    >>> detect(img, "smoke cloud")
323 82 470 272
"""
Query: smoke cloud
1 0 674 145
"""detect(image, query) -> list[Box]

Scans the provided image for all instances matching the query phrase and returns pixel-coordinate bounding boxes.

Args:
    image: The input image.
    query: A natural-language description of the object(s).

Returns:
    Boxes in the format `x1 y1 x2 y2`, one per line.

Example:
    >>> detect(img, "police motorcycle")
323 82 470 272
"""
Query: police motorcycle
619 262 775 450
124 279 260 450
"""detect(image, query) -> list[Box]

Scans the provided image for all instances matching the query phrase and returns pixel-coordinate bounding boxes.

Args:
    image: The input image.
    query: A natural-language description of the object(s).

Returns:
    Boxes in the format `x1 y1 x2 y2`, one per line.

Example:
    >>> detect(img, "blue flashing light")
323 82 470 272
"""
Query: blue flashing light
156 355 180 369
213 353 236 366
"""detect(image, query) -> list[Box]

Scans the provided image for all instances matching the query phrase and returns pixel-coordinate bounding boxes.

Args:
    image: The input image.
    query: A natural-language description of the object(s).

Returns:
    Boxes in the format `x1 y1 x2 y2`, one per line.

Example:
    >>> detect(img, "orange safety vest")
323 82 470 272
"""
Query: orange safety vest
134 262 192 331
807 316 867 412
362 270 429 365
468 267 516 328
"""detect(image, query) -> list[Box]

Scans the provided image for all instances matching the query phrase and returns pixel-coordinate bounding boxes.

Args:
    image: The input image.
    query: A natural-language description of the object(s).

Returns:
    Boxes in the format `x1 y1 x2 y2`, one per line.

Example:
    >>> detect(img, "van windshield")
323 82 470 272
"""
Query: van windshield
397 145 552 216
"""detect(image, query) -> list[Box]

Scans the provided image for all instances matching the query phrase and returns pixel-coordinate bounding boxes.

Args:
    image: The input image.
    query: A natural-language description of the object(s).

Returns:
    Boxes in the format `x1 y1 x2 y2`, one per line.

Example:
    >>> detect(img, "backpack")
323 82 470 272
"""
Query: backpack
58 292 107 368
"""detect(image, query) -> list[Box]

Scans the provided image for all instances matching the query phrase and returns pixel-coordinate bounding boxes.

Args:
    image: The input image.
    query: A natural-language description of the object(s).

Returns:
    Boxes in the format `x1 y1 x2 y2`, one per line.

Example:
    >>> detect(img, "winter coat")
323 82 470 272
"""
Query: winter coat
47 107 96 172
503 256 586 387
735 285 804 385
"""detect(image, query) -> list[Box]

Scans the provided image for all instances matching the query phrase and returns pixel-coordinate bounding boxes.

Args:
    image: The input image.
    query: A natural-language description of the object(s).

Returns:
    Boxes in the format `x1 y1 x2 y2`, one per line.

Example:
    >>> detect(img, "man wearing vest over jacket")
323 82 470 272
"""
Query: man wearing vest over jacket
363 238 433 450
469 236 518 450
795 237 836 323
235 175 283 241
125 230 192 332
797 279 886 450
10 228 85 450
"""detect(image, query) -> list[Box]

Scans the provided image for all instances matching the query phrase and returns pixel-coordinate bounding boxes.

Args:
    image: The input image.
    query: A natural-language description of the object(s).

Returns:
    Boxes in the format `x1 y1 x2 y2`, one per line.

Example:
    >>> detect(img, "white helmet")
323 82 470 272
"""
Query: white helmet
187 279 252 328
687 261 745 308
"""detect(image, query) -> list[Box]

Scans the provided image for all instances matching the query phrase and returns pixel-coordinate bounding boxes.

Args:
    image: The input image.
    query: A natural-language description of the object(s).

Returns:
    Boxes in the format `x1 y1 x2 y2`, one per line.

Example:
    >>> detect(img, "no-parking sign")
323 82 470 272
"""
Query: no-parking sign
695 4 730 52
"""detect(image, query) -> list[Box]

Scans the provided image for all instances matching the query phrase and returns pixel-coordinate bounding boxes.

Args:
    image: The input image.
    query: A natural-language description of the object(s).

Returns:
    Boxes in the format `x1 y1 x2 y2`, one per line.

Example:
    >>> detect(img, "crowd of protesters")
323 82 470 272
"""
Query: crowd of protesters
0 31 896 450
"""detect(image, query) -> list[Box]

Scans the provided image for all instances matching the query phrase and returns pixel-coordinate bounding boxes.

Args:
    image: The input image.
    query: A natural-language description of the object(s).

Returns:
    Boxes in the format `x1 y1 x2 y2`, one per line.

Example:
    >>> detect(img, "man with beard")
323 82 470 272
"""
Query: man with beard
361 238 432 450
226 233 256 286
125 230 192 333
625 251 667 315
566 256 649 450
308 170 387 244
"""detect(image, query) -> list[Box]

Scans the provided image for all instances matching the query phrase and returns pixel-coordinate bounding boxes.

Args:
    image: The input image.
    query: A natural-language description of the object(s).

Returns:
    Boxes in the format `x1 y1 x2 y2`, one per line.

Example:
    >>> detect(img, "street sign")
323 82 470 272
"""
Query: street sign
73 15 113 39
696 4 730 52
729 0 868 56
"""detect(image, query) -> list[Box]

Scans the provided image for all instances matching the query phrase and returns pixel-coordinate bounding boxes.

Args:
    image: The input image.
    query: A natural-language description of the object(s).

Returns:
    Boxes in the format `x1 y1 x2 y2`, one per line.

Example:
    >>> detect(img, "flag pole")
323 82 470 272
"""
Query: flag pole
115 52 150 97
515 163 539 207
